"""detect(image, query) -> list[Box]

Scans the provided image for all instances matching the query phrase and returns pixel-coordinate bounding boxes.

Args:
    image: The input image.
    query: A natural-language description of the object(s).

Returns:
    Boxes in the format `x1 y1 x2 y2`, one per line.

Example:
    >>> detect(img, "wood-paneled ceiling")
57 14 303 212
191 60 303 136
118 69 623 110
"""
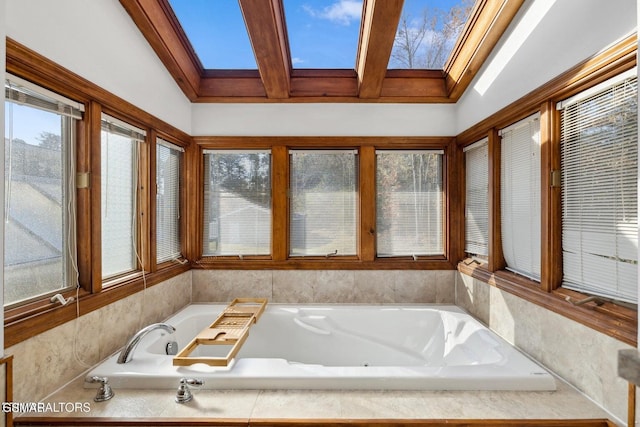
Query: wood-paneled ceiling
120 0 524 103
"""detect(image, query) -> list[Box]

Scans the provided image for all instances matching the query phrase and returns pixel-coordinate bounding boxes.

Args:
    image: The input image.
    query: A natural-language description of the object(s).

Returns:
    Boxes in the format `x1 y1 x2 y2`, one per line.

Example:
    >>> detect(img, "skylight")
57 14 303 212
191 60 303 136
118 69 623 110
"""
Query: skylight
124 0 522 100
166 0 474 71
389 0 474 69
283 0 363 69
168 0 258 69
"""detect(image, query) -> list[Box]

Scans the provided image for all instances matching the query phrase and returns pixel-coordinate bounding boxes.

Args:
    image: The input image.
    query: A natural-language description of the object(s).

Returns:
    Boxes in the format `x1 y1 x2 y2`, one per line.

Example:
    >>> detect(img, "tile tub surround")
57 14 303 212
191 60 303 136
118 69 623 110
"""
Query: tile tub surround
456 271 633 425
192 269 456 304
6 271 192 405
16 374 611 424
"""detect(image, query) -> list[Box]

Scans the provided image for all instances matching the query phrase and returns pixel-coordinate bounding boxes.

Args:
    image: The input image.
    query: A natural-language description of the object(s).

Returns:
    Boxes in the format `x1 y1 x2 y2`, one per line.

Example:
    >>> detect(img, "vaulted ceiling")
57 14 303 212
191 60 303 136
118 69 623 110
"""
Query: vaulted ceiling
120 0 523 103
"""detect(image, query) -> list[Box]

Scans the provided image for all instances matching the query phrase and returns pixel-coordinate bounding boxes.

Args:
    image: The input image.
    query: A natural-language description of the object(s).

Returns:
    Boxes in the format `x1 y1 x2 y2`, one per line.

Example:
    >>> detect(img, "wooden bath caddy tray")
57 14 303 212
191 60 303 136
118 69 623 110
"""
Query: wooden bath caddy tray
172 298 267 367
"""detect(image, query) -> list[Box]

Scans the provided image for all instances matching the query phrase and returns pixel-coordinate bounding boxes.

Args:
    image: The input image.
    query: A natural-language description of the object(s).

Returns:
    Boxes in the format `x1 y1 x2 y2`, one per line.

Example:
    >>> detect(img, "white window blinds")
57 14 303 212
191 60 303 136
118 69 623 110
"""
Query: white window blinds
464 139 489 257
376 150 444 257
5 73 84 119
156 139 183 263
101 114 144 278
500 114 541 280
559 72 638 303
203 150 271 256
289 150 357 257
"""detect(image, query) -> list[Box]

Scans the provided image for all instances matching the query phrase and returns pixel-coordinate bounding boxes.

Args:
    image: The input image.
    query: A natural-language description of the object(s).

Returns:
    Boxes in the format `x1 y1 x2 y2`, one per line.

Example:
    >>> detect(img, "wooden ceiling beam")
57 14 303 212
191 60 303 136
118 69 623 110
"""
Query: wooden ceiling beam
290 69 358 98
199 70 267 98
238 0 291 99
381 70 450 100
356 0 405 99
119 0 202 101
444 0 524 100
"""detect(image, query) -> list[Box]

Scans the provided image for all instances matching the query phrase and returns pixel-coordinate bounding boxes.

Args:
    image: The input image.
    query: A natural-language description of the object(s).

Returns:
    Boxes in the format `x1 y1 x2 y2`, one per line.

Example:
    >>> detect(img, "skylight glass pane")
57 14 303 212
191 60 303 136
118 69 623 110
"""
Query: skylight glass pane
168 0 257 69
389 0 474 69
284 0 363 69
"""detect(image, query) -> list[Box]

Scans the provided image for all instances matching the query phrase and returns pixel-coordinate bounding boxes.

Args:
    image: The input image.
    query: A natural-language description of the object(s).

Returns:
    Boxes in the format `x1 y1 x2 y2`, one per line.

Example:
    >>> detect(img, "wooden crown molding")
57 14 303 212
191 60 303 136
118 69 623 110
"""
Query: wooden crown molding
119 0 523 102
444 0 525 99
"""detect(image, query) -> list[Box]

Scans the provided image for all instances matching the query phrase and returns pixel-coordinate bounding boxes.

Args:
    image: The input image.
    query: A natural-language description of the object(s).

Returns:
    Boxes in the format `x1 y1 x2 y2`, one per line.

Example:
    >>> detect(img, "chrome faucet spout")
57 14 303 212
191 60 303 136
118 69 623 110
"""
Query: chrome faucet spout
117 323 175 364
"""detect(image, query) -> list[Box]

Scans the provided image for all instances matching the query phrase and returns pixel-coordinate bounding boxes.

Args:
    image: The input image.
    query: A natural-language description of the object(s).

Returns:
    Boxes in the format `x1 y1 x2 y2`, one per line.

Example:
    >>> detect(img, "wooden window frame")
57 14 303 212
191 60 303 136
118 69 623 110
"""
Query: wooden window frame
98 108 151 288
200 149 274 261
193 136 461 270
375 149 448 259
4 39 192 347
152 132 188 271
288 148 359 260
3 82 80 308
456 34 638 346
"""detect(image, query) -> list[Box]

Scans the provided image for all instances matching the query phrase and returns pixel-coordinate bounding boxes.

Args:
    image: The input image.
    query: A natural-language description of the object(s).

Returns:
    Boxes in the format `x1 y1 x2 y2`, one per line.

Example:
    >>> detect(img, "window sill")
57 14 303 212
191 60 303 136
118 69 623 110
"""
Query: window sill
457 261 637 346
194 257 455 270
4 263 190 348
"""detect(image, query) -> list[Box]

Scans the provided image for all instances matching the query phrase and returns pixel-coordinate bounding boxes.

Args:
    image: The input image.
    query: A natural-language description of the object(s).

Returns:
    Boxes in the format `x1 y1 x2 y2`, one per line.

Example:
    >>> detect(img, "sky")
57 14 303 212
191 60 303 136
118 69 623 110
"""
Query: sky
4 103 61 146
168 0 469 70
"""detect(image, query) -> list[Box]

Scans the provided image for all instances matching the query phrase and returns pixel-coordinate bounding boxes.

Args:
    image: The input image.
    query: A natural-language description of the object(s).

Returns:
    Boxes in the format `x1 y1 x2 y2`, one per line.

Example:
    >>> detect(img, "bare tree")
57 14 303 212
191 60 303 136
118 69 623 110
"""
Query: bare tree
36 131 62 151
390 0 474 69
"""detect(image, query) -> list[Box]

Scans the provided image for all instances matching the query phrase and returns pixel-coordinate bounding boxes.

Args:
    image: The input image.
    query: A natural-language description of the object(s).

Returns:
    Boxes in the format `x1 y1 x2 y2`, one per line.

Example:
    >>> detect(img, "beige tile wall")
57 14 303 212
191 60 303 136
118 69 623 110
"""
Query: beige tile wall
6 271 192 404
456 271 633 423
192 269 456 304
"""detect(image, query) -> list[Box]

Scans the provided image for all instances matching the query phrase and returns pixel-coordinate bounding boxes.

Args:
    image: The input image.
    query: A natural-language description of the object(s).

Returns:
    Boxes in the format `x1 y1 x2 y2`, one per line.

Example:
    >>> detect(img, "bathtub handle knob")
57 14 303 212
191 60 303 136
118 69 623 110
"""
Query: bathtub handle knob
85 376 114 402
175 378 204 404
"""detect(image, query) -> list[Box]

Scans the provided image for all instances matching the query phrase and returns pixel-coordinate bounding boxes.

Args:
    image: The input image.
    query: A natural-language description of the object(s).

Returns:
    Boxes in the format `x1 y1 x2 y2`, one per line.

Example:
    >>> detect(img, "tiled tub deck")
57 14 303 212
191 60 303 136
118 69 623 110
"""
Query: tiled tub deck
15 375 614 426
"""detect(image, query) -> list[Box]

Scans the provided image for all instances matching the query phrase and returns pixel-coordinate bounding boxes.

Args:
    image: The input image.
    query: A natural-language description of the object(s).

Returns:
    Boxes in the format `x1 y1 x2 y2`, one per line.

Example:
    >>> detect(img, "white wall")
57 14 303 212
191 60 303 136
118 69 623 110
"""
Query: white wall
192 103 457 136
5 0 192 135
456 0 637 134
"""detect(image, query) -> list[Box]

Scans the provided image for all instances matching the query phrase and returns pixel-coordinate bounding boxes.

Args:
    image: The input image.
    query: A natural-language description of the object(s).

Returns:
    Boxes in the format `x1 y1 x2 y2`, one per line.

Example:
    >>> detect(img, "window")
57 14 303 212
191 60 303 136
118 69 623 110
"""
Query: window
101 115 145 279
203 150 271 256
558 71 638 303
289 150 357 257
4 74 83 306
464 139 489 258
156 139 183 263
500 113 541 280
376 150 444 257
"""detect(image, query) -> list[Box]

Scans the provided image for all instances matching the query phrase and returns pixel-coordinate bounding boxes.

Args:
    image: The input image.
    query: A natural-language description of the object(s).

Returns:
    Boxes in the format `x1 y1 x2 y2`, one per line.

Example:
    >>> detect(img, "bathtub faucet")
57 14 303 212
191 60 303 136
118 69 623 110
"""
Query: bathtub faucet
117 323 176 364
175 378 204 404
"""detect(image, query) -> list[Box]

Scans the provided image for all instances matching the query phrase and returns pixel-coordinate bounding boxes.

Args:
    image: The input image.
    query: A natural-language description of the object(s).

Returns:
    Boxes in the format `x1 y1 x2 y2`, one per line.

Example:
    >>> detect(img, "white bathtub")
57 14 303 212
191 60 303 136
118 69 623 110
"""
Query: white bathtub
85 304 556 391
